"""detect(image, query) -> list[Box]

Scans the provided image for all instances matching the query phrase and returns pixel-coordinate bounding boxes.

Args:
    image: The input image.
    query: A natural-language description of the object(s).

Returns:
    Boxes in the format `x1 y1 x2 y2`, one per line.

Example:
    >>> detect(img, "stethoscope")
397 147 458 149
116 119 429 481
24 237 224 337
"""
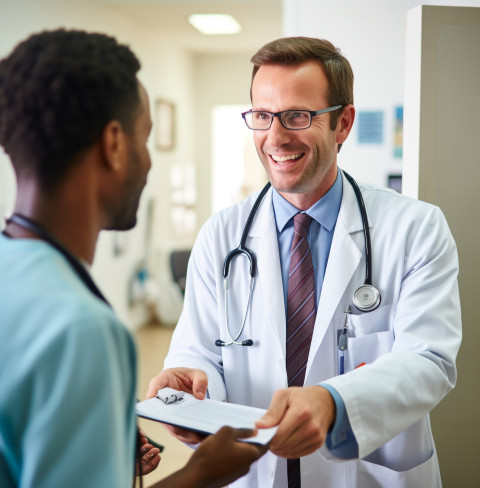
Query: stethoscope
214 182 271 347
215 170 381 348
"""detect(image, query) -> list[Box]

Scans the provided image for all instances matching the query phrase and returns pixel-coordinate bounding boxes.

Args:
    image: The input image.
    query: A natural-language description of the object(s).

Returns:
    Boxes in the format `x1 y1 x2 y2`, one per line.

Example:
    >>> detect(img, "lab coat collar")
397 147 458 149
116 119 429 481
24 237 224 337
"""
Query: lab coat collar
247 188 289 360
247 168 366 250
244 172 369 371
306 170 366 377
248 186 275 237
337 169 368 234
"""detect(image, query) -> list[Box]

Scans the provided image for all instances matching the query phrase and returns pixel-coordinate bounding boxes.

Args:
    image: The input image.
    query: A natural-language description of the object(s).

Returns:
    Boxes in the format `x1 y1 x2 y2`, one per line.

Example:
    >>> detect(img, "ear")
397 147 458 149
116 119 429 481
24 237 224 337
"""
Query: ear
101 120 126 172
335 104 355 145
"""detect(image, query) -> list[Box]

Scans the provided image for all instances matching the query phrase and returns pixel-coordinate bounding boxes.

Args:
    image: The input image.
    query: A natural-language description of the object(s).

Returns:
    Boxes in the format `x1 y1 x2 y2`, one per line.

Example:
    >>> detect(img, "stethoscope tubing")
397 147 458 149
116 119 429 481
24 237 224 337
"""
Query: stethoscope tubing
217 170 381 347
223 182 271 279
342 171 373 286
216 275 255 346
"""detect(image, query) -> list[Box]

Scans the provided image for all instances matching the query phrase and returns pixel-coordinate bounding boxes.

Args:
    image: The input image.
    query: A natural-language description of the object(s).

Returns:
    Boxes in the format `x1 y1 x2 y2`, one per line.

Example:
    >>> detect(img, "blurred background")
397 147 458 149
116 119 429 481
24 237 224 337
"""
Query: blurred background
1 1 479 486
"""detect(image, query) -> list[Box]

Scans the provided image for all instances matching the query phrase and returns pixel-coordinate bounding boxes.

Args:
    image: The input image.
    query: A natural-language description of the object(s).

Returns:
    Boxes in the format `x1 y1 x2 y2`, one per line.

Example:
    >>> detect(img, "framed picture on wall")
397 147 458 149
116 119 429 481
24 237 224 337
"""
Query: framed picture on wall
155 99 175 151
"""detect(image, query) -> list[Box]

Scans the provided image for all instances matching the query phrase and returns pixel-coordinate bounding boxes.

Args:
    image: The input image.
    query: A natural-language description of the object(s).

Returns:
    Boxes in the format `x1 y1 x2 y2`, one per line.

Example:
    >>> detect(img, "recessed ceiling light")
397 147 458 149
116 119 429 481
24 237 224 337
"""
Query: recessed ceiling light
188 14 242 35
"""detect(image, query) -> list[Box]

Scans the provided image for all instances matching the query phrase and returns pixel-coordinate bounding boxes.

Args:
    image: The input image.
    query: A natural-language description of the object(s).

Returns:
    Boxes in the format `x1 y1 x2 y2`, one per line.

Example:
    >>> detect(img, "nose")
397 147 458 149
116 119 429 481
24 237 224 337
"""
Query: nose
266 116 292 146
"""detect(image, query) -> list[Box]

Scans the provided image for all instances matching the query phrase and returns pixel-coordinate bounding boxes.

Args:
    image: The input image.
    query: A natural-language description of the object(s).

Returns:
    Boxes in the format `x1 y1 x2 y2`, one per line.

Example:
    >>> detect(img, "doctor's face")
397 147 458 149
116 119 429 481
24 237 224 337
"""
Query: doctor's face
251 61 343 210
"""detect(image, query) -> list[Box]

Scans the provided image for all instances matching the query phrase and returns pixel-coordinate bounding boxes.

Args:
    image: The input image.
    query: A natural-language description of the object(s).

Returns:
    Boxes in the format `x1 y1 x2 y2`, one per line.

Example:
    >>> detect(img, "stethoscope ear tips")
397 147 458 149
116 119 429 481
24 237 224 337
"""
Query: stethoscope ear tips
353 285 381 312
215 339 225 347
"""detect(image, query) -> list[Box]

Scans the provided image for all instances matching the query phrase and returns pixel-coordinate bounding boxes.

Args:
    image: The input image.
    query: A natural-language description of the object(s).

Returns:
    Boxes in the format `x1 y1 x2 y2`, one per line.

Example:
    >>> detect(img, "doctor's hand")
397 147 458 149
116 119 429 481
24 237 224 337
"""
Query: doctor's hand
146 367 208 400
255 385 335 459
146 367 209 445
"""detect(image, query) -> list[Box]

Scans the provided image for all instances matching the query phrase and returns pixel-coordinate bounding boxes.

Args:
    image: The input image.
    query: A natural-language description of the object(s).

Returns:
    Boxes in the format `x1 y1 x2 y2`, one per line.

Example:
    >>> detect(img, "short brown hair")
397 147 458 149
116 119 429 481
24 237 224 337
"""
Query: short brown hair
250 37 353 131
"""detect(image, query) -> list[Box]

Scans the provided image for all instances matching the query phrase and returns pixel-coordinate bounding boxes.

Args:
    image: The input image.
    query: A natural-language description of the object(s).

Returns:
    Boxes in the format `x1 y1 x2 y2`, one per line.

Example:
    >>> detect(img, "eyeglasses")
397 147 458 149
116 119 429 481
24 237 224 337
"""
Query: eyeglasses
241 105 343 130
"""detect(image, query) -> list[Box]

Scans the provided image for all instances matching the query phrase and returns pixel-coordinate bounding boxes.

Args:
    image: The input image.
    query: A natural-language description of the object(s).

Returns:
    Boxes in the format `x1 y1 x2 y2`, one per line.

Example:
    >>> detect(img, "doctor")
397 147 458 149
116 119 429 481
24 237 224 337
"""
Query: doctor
147 37 461 488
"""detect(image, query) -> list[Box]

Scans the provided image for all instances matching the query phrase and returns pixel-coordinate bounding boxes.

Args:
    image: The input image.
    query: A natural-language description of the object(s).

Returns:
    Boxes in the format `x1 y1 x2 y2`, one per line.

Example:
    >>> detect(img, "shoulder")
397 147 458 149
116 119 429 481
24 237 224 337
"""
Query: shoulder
0 238 134 367
358 181 445 223
354 182 456 258
196 189 272 244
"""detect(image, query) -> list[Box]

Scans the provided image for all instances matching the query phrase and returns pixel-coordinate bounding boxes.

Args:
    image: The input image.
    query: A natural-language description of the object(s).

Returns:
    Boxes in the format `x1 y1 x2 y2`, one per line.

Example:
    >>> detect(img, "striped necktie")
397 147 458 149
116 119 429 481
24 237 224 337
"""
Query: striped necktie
286 212 316 488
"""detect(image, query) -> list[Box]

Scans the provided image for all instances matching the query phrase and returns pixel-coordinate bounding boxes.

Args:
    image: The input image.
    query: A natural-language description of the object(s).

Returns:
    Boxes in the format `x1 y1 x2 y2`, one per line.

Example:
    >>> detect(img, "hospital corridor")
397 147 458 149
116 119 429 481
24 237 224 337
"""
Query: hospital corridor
136 323 192 487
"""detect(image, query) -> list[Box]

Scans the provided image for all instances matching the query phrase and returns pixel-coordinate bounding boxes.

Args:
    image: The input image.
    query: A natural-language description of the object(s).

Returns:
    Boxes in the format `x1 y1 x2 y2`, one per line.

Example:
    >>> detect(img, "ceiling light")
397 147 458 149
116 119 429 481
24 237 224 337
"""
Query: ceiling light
188 14 242 35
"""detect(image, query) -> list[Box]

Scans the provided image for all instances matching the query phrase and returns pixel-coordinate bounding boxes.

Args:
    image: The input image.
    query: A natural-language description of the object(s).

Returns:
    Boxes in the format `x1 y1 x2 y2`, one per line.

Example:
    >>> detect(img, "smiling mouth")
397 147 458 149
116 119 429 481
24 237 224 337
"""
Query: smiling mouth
270 153 303 163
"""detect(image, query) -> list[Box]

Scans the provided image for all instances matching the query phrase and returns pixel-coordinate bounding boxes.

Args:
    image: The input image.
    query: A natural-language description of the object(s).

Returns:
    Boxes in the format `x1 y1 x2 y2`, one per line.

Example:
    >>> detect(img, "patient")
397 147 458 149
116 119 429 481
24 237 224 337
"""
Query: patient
0 29 265 488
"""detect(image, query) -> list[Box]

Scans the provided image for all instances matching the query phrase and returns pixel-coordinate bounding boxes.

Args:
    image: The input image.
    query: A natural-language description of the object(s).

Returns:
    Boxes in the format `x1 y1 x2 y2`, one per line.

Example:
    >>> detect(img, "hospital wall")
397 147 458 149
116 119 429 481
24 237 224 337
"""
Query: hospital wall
0 0 198 328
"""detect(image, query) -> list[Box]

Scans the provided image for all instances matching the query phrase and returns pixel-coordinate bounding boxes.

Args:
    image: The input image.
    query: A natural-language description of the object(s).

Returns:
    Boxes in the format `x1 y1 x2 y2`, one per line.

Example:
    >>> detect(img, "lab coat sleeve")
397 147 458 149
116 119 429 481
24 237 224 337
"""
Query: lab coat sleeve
164 217 227 401
322 204 462 459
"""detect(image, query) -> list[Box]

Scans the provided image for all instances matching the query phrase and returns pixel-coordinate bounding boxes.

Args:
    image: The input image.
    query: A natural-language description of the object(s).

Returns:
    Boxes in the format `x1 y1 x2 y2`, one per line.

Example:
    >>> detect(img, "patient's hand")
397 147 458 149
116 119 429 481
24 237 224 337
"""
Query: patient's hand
136 429 161 476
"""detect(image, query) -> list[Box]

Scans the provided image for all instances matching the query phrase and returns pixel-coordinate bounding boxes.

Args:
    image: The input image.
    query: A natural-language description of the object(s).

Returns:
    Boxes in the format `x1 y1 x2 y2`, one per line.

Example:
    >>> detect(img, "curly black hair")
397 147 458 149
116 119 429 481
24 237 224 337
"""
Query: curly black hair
0 29 141 189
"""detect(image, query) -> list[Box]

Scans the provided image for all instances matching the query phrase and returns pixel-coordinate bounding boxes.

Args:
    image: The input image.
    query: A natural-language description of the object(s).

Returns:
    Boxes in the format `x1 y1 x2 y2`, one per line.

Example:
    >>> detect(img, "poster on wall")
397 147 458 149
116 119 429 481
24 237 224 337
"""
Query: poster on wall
357 111 384 144
393 106 403 158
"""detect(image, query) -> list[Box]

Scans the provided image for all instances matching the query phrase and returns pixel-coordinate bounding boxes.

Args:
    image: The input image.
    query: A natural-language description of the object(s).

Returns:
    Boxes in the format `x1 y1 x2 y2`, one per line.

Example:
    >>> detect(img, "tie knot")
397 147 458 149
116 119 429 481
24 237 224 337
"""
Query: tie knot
293 212 312 238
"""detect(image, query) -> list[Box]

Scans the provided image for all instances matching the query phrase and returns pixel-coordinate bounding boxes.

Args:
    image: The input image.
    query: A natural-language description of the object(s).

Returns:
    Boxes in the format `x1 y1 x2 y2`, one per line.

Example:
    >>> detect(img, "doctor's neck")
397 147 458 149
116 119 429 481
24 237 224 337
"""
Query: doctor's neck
274 167 338 211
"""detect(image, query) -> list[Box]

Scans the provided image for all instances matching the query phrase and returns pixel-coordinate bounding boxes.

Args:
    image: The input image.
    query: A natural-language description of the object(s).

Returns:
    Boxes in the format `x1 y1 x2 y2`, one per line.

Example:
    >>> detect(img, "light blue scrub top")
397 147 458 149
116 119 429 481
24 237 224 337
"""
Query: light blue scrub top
272 170 359 458
0 234 138 487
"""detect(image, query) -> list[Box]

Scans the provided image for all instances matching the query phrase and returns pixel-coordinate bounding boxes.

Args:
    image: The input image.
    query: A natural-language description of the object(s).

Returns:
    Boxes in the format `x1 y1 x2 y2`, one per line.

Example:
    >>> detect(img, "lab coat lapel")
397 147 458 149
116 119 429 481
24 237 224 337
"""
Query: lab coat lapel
306 173 364 375
249 189 287 359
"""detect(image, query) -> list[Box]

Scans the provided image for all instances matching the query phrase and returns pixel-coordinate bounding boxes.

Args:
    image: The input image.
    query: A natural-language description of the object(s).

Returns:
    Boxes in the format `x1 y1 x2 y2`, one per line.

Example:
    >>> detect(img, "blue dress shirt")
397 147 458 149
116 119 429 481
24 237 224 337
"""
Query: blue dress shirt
271 169 359 458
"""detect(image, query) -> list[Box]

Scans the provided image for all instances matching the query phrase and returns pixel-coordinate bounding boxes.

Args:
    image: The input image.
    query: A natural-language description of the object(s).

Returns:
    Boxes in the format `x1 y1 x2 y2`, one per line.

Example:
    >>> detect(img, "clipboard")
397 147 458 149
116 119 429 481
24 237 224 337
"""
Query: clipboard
136 388 277 445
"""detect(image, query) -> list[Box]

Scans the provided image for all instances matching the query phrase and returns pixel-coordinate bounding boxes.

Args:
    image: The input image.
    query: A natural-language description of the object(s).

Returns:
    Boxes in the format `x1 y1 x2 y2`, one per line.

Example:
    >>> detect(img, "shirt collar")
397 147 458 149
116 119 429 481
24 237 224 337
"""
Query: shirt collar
272 169 343 232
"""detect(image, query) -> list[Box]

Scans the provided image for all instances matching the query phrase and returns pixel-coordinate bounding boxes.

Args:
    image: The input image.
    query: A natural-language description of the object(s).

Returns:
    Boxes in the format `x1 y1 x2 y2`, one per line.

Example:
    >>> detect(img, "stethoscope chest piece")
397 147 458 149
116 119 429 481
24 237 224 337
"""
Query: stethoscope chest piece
353 284 381 312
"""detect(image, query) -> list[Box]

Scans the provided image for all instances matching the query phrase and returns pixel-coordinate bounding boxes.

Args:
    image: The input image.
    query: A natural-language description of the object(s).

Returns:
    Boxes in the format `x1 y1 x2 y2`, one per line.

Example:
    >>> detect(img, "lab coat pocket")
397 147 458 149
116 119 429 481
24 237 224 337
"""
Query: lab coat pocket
344 330 393 373
343 305 393 372
349 304 392 336
355 449 437 488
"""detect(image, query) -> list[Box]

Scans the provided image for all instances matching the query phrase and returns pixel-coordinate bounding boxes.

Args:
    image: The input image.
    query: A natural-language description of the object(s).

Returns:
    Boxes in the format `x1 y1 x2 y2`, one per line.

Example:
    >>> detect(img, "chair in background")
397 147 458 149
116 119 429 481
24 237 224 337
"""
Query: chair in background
169 249 191 296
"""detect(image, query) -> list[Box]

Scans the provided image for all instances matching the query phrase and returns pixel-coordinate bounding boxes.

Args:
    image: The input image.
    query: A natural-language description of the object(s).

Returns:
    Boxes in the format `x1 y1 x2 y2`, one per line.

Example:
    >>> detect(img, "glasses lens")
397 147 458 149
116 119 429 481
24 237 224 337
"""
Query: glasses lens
247 111 272 129
282 111 311 129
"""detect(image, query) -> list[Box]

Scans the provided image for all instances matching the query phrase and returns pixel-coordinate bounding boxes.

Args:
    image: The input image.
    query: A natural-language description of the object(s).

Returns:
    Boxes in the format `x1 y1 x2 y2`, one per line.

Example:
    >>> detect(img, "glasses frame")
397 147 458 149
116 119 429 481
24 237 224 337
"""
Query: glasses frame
241 105 343 130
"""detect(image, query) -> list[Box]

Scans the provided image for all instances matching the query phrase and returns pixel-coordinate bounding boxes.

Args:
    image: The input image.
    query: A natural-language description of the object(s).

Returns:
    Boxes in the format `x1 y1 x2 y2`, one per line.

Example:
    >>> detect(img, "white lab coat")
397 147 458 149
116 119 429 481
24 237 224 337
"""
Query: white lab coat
164 171 461 488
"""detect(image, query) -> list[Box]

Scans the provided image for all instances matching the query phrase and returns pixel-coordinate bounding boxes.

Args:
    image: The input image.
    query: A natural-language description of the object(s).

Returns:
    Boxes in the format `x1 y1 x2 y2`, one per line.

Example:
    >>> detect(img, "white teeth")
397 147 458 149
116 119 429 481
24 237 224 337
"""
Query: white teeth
271 153 302 162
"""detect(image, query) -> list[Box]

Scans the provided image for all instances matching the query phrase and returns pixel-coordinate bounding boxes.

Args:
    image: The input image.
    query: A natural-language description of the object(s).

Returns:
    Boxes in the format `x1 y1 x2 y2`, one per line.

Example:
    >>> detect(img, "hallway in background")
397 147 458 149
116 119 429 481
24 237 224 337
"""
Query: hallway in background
136 323 191 487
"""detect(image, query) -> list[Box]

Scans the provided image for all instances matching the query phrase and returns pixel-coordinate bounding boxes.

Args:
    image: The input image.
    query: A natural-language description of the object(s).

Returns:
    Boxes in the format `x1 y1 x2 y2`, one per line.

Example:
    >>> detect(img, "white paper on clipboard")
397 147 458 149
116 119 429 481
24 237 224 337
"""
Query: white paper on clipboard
136 390 277 445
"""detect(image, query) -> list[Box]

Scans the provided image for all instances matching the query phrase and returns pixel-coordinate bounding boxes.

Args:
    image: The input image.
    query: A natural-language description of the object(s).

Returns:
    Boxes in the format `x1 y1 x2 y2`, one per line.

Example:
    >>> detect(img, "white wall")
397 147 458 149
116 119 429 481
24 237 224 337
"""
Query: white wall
282 0 480 187
0 0 196 329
